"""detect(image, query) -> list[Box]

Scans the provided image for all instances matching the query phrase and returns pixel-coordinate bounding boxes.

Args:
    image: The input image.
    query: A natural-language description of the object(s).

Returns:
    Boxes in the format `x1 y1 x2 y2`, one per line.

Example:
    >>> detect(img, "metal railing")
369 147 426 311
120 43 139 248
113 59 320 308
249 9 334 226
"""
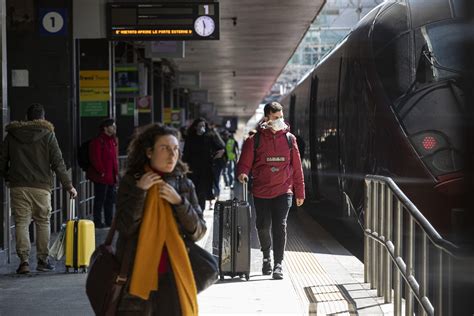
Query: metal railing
364 175 464 316
78 171 94 219
50 175 66 233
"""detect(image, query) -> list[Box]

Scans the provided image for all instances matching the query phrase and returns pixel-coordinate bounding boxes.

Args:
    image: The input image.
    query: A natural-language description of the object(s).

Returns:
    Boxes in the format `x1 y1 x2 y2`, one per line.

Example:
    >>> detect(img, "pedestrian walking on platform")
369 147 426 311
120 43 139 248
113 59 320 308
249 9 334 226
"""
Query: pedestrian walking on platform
115 123 206 315
237 101 305 280
223 130 239 189
0 103 77 274
86 118 118 228
183 118 224 209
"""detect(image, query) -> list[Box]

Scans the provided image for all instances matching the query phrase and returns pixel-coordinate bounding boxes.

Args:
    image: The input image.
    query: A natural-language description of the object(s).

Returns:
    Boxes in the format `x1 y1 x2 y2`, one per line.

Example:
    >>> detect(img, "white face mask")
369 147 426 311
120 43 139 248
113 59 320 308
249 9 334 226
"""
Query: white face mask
196 126 206 136
269 118 287 131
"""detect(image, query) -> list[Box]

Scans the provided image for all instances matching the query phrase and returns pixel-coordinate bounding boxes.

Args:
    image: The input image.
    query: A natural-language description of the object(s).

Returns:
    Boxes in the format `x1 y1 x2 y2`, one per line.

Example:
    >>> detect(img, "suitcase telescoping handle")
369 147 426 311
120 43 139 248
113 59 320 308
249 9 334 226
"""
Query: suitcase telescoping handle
68 198 76 220
243 180 248 202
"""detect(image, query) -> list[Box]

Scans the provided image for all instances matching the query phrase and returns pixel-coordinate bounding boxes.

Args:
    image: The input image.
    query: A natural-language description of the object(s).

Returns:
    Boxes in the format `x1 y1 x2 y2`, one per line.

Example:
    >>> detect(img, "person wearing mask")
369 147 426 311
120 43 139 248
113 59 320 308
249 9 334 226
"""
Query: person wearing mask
0 103 77 274
237 101 305 280
115 123 206 315
207 123 226 198
87 118 118 228
183 118 224 210
222 130 239 189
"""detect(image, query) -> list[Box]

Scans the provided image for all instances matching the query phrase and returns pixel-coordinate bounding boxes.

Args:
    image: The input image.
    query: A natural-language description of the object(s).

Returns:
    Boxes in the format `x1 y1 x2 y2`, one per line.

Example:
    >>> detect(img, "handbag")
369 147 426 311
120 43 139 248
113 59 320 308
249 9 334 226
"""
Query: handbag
185 239 219 293
86 218 133 316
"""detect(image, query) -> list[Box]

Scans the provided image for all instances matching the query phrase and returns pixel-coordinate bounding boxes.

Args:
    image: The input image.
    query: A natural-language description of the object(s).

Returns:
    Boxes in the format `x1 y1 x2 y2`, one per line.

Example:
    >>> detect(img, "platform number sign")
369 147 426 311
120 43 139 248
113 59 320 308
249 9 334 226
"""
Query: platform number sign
39 8 67 36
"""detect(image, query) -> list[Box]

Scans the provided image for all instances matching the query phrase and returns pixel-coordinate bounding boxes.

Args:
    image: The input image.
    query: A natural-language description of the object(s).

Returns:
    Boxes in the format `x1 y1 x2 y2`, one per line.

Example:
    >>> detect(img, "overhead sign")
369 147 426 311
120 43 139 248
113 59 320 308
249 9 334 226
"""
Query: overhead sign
189 90 208 103
145 41 185 59
107 2 220 41
178 72 200 89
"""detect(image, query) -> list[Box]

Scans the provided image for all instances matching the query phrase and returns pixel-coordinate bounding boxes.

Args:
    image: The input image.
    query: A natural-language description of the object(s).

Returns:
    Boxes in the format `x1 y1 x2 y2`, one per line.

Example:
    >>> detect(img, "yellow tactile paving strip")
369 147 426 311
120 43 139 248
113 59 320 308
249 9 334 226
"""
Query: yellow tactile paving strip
286 217 357 315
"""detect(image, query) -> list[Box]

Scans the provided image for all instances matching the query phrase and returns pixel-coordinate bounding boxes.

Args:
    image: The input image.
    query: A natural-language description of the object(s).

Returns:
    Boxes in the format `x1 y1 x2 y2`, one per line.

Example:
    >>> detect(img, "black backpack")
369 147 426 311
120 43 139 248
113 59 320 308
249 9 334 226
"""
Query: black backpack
77 139 92 171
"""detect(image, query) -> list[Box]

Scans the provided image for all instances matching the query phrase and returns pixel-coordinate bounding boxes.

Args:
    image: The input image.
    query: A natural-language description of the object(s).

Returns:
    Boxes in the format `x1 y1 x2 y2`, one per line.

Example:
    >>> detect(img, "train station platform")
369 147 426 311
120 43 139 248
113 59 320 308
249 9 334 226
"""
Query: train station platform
0 186 390 315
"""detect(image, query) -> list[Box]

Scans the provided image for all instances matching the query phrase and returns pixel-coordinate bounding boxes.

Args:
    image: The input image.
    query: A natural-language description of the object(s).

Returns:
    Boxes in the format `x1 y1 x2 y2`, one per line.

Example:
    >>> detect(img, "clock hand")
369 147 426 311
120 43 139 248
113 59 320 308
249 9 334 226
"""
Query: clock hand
203 20 206 29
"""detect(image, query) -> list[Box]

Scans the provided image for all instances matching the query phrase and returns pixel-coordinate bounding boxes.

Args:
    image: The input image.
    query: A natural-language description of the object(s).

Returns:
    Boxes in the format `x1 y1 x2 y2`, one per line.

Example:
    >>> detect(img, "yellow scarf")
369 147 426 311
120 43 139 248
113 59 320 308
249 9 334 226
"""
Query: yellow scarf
129 178 198 316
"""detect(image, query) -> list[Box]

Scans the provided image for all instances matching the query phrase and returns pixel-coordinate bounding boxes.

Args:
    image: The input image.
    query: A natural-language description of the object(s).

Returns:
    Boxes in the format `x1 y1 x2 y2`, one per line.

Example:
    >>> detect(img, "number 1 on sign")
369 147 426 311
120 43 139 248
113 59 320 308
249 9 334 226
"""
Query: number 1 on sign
204 5 209 15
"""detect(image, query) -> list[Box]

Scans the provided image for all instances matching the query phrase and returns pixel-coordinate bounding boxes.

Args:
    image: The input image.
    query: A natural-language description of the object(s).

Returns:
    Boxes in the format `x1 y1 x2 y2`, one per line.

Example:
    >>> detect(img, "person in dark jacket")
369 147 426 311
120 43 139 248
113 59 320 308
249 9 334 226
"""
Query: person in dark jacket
0 103 77 274
183 118 224 210
237 101 305 280
115 123 206 315
87 118 118 228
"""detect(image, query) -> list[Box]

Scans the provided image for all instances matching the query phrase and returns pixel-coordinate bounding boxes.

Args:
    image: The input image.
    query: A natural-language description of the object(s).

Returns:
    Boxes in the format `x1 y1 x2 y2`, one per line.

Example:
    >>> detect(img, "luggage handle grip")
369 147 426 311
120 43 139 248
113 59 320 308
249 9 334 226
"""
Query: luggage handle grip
243 180 248 202
237 226 242 252
68 198 76 220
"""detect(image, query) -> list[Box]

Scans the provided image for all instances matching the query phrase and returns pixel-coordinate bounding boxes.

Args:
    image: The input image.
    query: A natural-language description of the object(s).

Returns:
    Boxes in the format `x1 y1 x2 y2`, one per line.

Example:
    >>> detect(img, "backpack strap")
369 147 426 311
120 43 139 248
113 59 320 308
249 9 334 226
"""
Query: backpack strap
253 132 260 158
286 133 293 151
253 131 293 164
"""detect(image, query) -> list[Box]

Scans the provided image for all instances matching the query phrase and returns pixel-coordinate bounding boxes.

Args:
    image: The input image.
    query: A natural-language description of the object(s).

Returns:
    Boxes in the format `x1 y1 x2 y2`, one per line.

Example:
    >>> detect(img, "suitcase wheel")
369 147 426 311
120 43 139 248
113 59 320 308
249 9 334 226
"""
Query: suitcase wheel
220 274 225 281
245 273 250 281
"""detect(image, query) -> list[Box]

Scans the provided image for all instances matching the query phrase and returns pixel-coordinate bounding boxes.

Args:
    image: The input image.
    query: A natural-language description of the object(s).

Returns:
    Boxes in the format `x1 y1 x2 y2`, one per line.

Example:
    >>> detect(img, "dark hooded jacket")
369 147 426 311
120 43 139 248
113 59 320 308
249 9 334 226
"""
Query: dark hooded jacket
115 168 206 313
0 120 73 191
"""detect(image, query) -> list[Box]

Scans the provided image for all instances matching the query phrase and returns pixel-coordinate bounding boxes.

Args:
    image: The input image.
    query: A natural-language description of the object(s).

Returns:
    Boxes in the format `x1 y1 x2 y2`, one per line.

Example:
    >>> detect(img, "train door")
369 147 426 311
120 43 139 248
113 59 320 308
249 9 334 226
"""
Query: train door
309 75 319 199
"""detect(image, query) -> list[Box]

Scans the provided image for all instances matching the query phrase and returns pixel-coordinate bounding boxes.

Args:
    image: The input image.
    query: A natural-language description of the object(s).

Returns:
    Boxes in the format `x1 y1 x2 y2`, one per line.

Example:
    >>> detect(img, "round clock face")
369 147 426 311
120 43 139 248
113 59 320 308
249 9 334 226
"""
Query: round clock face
194 16 215 37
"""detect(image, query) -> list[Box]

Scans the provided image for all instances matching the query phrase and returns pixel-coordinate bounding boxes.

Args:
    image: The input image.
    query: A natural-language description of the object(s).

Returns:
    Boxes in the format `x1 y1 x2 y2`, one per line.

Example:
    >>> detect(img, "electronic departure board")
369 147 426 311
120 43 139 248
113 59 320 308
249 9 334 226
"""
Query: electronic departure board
107 2 220 41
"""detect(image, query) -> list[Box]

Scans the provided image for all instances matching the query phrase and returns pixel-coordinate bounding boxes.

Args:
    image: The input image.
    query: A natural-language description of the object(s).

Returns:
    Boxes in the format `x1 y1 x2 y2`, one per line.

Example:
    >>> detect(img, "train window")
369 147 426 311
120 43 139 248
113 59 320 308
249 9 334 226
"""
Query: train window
415 21 471 84
374 33 411 102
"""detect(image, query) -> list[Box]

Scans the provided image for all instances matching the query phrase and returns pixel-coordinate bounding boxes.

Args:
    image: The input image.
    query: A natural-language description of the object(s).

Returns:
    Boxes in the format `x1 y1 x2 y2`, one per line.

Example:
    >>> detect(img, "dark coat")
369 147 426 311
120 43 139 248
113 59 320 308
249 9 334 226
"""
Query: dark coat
86 132 118 185
115 170 206 314
183 132 224 200
0 120 72 191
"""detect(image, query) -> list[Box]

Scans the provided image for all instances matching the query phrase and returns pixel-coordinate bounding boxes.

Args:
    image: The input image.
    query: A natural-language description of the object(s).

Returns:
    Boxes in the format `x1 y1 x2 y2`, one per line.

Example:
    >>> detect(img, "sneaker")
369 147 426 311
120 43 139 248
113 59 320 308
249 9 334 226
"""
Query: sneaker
262 258 272 275
37 259 55 272
16 261 30 274
273 263 283 280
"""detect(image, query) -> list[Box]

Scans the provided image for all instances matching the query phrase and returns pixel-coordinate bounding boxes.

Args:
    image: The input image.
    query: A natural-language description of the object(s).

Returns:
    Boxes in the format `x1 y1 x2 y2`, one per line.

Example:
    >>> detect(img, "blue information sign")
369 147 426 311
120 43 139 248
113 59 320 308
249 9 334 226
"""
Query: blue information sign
39 8 67 36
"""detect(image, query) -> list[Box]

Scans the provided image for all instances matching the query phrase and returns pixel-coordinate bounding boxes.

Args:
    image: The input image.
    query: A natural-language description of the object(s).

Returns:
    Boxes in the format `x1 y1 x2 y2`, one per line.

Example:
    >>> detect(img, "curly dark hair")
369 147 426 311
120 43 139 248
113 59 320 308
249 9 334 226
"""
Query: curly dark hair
126 123 189 176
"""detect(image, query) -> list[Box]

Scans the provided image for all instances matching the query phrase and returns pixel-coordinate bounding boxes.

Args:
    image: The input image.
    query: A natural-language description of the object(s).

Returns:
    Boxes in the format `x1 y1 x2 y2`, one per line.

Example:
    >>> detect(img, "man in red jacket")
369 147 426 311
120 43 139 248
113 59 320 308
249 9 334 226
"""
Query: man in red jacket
237 101 305 280
87 118 118 228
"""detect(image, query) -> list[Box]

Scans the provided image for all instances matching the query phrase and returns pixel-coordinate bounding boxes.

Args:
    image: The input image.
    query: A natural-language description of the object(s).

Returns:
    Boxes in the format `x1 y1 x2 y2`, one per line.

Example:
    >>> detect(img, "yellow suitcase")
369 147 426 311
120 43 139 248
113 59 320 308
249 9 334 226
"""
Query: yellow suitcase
65 199 95 272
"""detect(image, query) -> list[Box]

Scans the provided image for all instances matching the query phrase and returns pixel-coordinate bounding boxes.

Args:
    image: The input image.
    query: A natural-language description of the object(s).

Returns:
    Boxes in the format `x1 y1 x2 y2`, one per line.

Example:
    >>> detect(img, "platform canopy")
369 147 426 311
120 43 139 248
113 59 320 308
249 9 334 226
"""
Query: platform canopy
174 0 326 117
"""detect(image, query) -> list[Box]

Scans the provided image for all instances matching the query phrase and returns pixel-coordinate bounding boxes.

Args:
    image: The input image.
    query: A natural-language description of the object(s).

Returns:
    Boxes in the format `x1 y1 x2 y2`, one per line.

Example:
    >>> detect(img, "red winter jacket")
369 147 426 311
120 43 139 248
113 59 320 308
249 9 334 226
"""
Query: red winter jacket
237 127 305 199
86 133 118 185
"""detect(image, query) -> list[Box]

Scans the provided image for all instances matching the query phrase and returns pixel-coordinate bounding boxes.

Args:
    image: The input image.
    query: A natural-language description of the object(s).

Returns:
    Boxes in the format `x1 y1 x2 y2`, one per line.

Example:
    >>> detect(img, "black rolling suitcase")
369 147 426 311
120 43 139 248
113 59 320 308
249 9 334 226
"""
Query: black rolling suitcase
213 182 251 281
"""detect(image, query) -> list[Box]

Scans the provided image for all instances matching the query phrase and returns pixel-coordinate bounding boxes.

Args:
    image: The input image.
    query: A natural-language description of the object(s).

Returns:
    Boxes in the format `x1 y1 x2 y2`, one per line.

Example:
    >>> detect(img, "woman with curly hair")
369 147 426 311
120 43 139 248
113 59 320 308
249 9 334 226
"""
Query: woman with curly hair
115 123 206 315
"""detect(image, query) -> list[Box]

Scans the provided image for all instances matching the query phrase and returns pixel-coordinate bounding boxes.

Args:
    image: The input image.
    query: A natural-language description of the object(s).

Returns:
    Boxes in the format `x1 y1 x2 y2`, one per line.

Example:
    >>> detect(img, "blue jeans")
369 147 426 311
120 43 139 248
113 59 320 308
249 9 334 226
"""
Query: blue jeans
253 194 293 264
223 160 235 187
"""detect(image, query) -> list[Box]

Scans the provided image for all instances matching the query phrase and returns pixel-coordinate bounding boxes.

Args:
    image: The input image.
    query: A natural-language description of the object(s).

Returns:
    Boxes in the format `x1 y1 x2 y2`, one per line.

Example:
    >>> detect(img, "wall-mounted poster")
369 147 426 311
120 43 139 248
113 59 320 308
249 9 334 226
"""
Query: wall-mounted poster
115 64 139 95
